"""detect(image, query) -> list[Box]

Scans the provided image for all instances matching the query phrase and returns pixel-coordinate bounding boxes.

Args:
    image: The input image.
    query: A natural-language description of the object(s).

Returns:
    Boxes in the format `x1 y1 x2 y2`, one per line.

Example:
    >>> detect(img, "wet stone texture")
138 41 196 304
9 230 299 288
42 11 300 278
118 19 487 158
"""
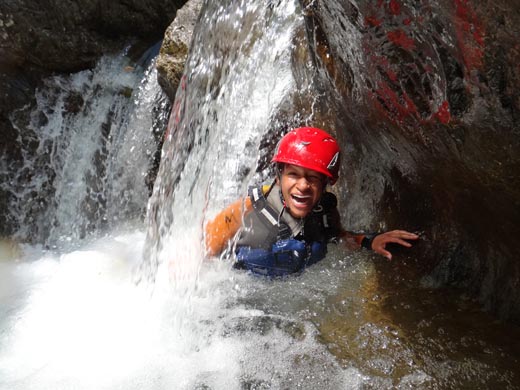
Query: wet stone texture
297 0 520 323
156 0 203 102
0 0 188 237
0 0 187 73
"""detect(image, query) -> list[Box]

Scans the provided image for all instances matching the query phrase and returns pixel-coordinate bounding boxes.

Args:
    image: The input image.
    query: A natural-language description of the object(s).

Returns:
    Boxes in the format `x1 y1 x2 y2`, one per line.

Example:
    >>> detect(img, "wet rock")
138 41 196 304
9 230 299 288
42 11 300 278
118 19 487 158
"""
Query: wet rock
0 0 188 239
297 0 520 323
63 91 84 114
0 71 37 237
223 315 306 341
0 0 188 73
156 0 203 101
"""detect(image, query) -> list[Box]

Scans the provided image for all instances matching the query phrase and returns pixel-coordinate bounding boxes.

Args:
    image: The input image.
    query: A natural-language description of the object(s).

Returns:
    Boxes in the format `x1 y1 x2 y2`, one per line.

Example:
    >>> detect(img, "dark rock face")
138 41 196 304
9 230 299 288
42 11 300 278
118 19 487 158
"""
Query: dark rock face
0 72 40 237
0 0 187 73
297 0 520 322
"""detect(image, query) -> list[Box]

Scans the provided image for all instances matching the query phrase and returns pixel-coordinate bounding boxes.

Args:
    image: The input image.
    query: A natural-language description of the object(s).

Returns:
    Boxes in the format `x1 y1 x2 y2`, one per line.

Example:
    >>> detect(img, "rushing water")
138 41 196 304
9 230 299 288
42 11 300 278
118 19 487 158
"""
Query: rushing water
4 47 168 247
2 236 519 389
1 0 520 389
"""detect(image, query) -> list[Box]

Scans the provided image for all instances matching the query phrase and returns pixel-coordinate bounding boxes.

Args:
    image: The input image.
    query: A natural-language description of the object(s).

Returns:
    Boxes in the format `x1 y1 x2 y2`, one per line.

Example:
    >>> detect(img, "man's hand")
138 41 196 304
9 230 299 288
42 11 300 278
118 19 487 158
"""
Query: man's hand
371 230 419 260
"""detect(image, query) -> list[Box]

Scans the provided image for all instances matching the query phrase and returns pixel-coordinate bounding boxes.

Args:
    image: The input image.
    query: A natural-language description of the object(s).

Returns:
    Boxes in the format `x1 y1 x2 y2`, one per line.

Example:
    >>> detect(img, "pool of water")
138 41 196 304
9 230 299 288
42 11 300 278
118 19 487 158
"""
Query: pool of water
1 233 518 390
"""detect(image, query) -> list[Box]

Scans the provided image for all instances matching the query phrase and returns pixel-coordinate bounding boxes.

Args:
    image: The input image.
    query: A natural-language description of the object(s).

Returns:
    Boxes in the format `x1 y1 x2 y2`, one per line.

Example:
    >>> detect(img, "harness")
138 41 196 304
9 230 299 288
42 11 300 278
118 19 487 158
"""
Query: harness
235 185 335 277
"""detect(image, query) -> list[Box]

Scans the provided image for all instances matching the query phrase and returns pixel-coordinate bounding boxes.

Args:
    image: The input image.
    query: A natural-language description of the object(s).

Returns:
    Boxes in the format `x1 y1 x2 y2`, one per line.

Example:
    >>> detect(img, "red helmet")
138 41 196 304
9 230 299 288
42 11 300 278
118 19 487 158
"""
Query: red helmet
272 127 341 185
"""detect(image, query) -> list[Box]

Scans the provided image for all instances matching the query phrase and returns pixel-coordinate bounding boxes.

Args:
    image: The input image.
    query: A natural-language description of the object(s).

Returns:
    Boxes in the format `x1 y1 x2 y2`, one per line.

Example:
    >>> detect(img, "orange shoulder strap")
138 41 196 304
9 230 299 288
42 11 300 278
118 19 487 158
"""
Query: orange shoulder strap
204 185 272 257
204 197 253 257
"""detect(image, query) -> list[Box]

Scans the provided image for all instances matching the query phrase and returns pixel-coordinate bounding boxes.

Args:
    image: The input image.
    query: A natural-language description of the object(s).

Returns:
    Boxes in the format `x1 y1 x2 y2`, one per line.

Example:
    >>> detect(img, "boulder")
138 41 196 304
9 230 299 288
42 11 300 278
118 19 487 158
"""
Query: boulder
156 0 203 101
0 0 187 73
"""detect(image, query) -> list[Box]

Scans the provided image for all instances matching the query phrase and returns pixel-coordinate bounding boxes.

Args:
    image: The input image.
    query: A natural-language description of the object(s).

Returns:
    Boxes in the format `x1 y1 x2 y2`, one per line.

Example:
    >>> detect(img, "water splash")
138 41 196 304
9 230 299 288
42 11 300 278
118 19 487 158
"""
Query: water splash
4 52 168 247
141 0 300 284
1 1 519 389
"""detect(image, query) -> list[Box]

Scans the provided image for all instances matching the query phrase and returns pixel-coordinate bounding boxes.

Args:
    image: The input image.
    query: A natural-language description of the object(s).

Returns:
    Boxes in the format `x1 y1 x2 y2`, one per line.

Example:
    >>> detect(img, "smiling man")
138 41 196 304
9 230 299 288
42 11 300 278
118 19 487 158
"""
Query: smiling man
205 127 418 276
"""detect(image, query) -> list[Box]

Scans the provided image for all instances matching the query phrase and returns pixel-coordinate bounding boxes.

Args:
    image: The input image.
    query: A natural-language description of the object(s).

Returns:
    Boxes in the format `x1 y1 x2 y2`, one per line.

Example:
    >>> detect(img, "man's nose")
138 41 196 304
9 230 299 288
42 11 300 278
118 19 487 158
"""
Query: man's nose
296 176 311 189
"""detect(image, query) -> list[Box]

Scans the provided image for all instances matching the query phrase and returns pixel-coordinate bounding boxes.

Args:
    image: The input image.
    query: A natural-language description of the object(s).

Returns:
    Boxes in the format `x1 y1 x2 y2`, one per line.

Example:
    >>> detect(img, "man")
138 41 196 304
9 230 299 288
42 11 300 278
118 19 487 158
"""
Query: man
205 127 418 276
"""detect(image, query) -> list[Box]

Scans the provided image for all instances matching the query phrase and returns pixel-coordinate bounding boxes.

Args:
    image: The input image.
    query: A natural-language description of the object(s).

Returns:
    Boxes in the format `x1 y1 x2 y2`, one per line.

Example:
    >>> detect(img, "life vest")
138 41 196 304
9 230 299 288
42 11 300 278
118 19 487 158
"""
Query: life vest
234 185 339 277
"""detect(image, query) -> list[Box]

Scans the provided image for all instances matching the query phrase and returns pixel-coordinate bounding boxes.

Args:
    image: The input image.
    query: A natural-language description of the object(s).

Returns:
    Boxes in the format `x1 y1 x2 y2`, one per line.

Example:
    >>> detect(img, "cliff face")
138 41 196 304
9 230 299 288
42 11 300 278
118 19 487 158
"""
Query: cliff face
156 0 202 101
0 0 187 73
295 0 520 321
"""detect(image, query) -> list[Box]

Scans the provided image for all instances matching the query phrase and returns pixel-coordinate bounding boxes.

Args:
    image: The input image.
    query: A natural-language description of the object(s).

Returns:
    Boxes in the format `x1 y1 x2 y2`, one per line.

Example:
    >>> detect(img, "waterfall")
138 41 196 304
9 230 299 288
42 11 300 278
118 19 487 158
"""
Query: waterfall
4 49 168 248
141 0 302 283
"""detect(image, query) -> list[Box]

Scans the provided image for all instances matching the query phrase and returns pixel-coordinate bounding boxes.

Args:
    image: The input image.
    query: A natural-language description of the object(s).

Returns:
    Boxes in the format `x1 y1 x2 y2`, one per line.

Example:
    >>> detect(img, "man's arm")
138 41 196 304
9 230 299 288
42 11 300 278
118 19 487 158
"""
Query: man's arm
339 229 418 259
204 184 273 257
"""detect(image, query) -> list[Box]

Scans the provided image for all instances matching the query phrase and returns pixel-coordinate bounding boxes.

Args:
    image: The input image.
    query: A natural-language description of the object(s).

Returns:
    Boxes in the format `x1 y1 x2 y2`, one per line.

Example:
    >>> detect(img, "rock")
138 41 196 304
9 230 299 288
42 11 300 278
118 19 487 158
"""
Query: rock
156 0 203 101
298 0 520 323
0 0 188 73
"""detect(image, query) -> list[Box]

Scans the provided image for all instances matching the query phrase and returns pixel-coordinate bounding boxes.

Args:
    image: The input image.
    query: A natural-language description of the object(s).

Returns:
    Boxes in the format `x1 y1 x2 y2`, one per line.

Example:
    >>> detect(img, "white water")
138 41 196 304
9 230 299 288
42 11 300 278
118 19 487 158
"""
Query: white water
141 0 304 281
5 50 168 246
1 233 378 389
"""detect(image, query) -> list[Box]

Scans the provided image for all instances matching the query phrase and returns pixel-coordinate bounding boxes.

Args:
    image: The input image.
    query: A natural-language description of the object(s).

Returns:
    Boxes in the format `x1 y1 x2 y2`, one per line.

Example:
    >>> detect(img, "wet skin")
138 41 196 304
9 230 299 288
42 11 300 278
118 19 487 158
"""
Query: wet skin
277 164 325 219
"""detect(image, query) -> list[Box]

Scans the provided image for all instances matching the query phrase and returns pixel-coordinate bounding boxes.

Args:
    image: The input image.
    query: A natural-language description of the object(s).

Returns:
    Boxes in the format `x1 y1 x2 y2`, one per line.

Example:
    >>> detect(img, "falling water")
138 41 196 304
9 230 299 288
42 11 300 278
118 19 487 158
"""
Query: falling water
4 48 168 247
1 0 519 389
141 0 303 283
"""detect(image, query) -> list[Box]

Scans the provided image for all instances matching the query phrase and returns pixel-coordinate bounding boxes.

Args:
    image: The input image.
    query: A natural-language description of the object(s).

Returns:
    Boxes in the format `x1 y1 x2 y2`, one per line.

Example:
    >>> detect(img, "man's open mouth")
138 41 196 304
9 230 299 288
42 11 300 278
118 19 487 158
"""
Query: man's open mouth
291 194 311 205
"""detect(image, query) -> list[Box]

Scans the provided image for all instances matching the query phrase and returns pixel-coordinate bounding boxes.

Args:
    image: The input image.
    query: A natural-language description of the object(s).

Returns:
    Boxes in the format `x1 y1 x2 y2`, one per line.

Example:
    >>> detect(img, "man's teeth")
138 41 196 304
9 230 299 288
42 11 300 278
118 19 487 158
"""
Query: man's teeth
292 195 310 202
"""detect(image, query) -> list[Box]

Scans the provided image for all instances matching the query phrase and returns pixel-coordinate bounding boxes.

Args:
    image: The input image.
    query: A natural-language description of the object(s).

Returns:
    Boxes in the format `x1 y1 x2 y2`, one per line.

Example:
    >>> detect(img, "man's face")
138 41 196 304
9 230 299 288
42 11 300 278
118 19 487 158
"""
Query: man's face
278 164 326 219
